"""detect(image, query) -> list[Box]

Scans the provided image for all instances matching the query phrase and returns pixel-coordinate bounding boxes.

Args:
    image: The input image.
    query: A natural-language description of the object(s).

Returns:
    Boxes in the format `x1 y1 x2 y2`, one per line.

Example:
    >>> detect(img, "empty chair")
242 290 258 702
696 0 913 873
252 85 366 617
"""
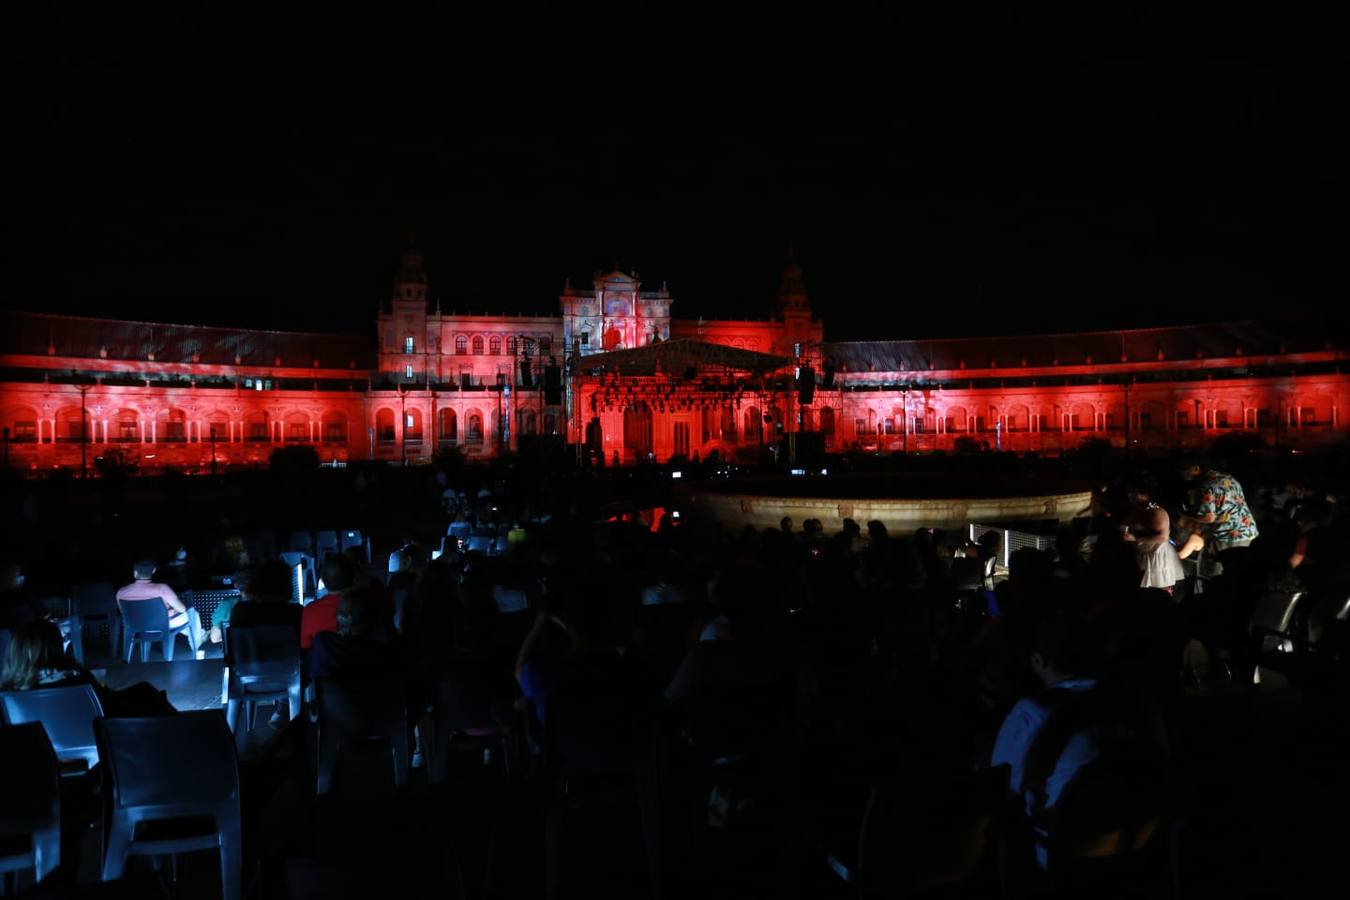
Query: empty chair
0 722 61 889
94 712 242 900
339 530 370 564
827 764 1010 898
0 684 105 775
288 530 315 556
278 552 318 602
314 678 409 794
73 582 122 657
465 535 492 555
315 531 340 566
447 521 472 539
491 535 510 556
223 625 302 739
491 585 528 614
118 598 198 662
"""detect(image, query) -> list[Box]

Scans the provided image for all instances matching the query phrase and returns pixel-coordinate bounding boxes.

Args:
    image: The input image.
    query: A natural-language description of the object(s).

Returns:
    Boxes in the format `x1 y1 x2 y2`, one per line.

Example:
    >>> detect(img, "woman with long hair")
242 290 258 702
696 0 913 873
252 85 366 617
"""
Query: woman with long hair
0 619 88 690
0 619 175 716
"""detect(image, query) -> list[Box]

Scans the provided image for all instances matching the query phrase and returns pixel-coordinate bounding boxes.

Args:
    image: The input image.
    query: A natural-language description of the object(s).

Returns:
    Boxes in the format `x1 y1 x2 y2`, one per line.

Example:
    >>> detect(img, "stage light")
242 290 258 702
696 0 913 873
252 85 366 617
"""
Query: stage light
671 471 682 479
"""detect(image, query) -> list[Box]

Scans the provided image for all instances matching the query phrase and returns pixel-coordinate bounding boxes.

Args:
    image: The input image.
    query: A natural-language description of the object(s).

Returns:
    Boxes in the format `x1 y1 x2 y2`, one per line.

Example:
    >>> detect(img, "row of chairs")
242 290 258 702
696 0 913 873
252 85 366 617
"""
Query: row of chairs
288 529 371 567
0 712 241 899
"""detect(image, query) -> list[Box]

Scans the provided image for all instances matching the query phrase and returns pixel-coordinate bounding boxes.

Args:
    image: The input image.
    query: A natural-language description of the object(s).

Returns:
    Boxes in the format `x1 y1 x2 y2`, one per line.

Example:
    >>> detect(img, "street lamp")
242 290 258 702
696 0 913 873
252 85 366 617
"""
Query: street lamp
77 383 92 479
398 384 408 467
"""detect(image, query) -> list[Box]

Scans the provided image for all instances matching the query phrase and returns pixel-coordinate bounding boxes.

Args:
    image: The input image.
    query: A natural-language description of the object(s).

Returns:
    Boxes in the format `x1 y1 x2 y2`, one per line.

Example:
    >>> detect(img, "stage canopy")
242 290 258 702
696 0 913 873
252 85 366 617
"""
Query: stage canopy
576 339 792 377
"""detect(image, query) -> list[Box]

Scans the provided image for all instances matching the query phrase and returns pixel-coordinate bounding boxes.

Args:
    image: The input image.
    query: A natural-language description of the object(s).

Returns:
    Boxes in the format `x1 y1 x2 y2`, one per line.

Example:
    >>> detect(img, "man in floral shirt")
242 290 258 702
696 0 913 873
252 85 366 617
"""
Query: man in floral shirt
1181 462 1259 550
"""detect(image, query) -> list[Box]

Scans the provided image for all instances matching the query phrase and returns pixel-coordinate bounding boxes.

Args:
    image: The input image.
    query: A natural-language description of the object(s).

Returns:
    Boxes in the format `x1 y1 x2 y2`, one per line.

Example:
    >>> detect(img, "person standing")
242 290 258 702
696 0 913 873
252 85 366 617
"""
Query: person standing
1122 483 1185 592
1179 461 1259 556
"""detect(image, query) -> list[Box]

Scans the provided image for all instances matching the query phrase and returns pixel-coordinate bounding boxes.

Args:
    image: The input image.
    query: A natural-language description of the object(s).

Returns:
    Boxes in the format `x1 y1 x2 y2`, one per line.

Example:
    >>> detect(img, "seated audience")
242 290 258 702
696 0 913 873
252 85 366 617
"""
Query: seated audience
301 555 359 650
116 559 205 657
640 563 688 606
515 577 633 721
211 561 302 642
665 563 803 706
1 620 175 716
309 587 403 682
990 611 1138 865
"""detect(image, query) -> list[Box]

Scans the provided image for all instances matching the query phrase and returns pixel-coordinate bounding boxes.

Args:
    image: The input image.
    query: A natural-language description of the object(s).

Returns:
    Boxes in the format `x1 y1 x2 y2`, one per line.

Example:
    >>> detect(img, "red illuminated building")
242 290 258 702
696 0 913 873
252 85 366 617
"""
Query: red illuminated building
2 248 1345 473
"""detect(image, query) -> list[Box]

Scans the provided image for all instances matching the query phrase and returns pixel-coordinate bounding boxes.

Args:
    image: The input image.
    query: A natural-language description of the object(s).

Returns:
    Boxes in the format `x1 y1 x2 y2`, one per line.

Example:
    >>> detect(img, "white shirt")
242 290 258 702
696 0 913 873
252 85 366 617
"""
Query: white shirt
991 678 1107 865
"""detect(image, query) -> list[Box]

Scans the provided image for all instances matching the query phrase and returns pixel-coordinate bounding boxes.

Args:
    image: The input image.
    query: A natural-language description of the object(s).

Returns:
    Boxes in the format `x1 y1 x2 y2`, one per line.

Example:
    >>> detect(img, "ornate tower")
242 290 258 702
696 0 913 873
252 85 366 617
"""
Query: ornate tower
774 250 815 352
379 239 430 381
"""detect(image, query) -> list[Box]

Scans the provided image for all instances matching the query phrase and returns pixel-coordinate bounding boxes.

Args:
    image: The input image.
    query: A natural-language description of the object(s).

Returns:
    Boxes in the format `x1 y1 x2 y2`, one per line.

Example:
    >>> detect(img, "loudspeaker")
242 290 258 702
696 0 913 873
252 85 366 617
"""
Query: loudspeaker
544 362 562 405
797 365 815 405
519 359 533 388
822 362 835 389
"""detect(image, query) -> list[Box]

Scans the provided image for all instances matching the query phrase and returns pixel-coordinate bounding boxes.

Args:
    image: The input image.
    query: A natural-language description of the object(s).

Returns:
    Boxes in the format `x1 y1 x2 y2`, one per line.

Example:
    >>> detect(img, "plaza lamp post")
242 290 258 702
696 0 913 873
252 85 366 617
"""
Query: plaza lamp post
77 383 92 479
398 383 409 467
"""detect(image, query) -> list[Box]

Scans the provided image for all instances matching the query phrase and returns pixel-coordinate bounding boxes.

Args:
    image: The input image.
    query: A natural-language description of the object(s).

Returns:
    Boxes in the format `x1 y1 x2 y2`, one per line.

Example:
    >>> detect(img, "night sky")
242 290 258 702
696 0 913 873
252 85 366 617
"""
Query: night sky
13 6 1347 341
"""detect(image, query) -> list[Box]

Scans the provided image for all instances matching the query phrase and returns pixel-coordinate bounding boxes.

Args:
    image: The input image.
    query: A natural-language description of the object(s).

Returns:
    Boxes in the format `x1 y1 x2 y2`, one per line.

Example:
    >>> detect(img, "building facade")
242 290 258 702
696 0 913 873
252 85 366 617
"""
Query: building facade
1 248 1345 473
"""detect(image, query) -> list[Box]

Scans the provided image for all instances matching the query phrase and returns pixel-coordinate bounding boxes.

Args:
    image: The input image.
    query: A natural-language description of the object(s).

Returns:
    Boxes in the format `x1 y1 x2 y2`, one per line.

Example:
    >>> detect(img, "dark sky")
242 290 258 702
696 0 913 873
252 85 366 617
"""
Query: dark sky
12 5 1348 340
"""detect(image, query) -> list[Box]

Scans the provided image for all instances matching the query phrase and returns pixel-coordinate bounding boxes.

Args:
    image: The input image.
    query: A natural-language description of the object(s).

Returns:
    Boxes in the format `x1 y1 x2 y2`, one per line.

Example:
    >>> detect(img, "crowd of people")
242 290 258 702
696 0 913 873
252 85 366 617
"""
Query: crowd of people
0 453 1347 896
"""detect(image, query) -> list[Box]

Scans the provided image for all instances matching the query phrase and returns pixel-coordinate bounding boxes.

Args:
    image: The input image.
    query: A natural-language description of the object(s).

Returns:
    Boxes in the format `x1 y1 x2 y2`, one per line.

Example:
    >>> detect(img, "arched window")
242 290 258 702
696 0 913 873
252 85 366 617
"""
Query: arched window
3 406 39 443
507 337 518 356
1070 402 1095 431
284 412 310 443
721 406 738 442
405 408 423 442
466 410 484 442
543 411 557 435
489 336 502 355
322 413 347 443
438 408 457 442
56 407 89 442
472 336 485 355
519 409 537 436
1106 401 1128 430
743 407 761 444
945 406 968 433
158 408 187 442
1138 400 1166 431
455 335 468 355
114 409 141 443
624 402 653 455
245 411 270 442
819 406 835 435
1004 404 1030 432
375 409 395 443
206 412 230 442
